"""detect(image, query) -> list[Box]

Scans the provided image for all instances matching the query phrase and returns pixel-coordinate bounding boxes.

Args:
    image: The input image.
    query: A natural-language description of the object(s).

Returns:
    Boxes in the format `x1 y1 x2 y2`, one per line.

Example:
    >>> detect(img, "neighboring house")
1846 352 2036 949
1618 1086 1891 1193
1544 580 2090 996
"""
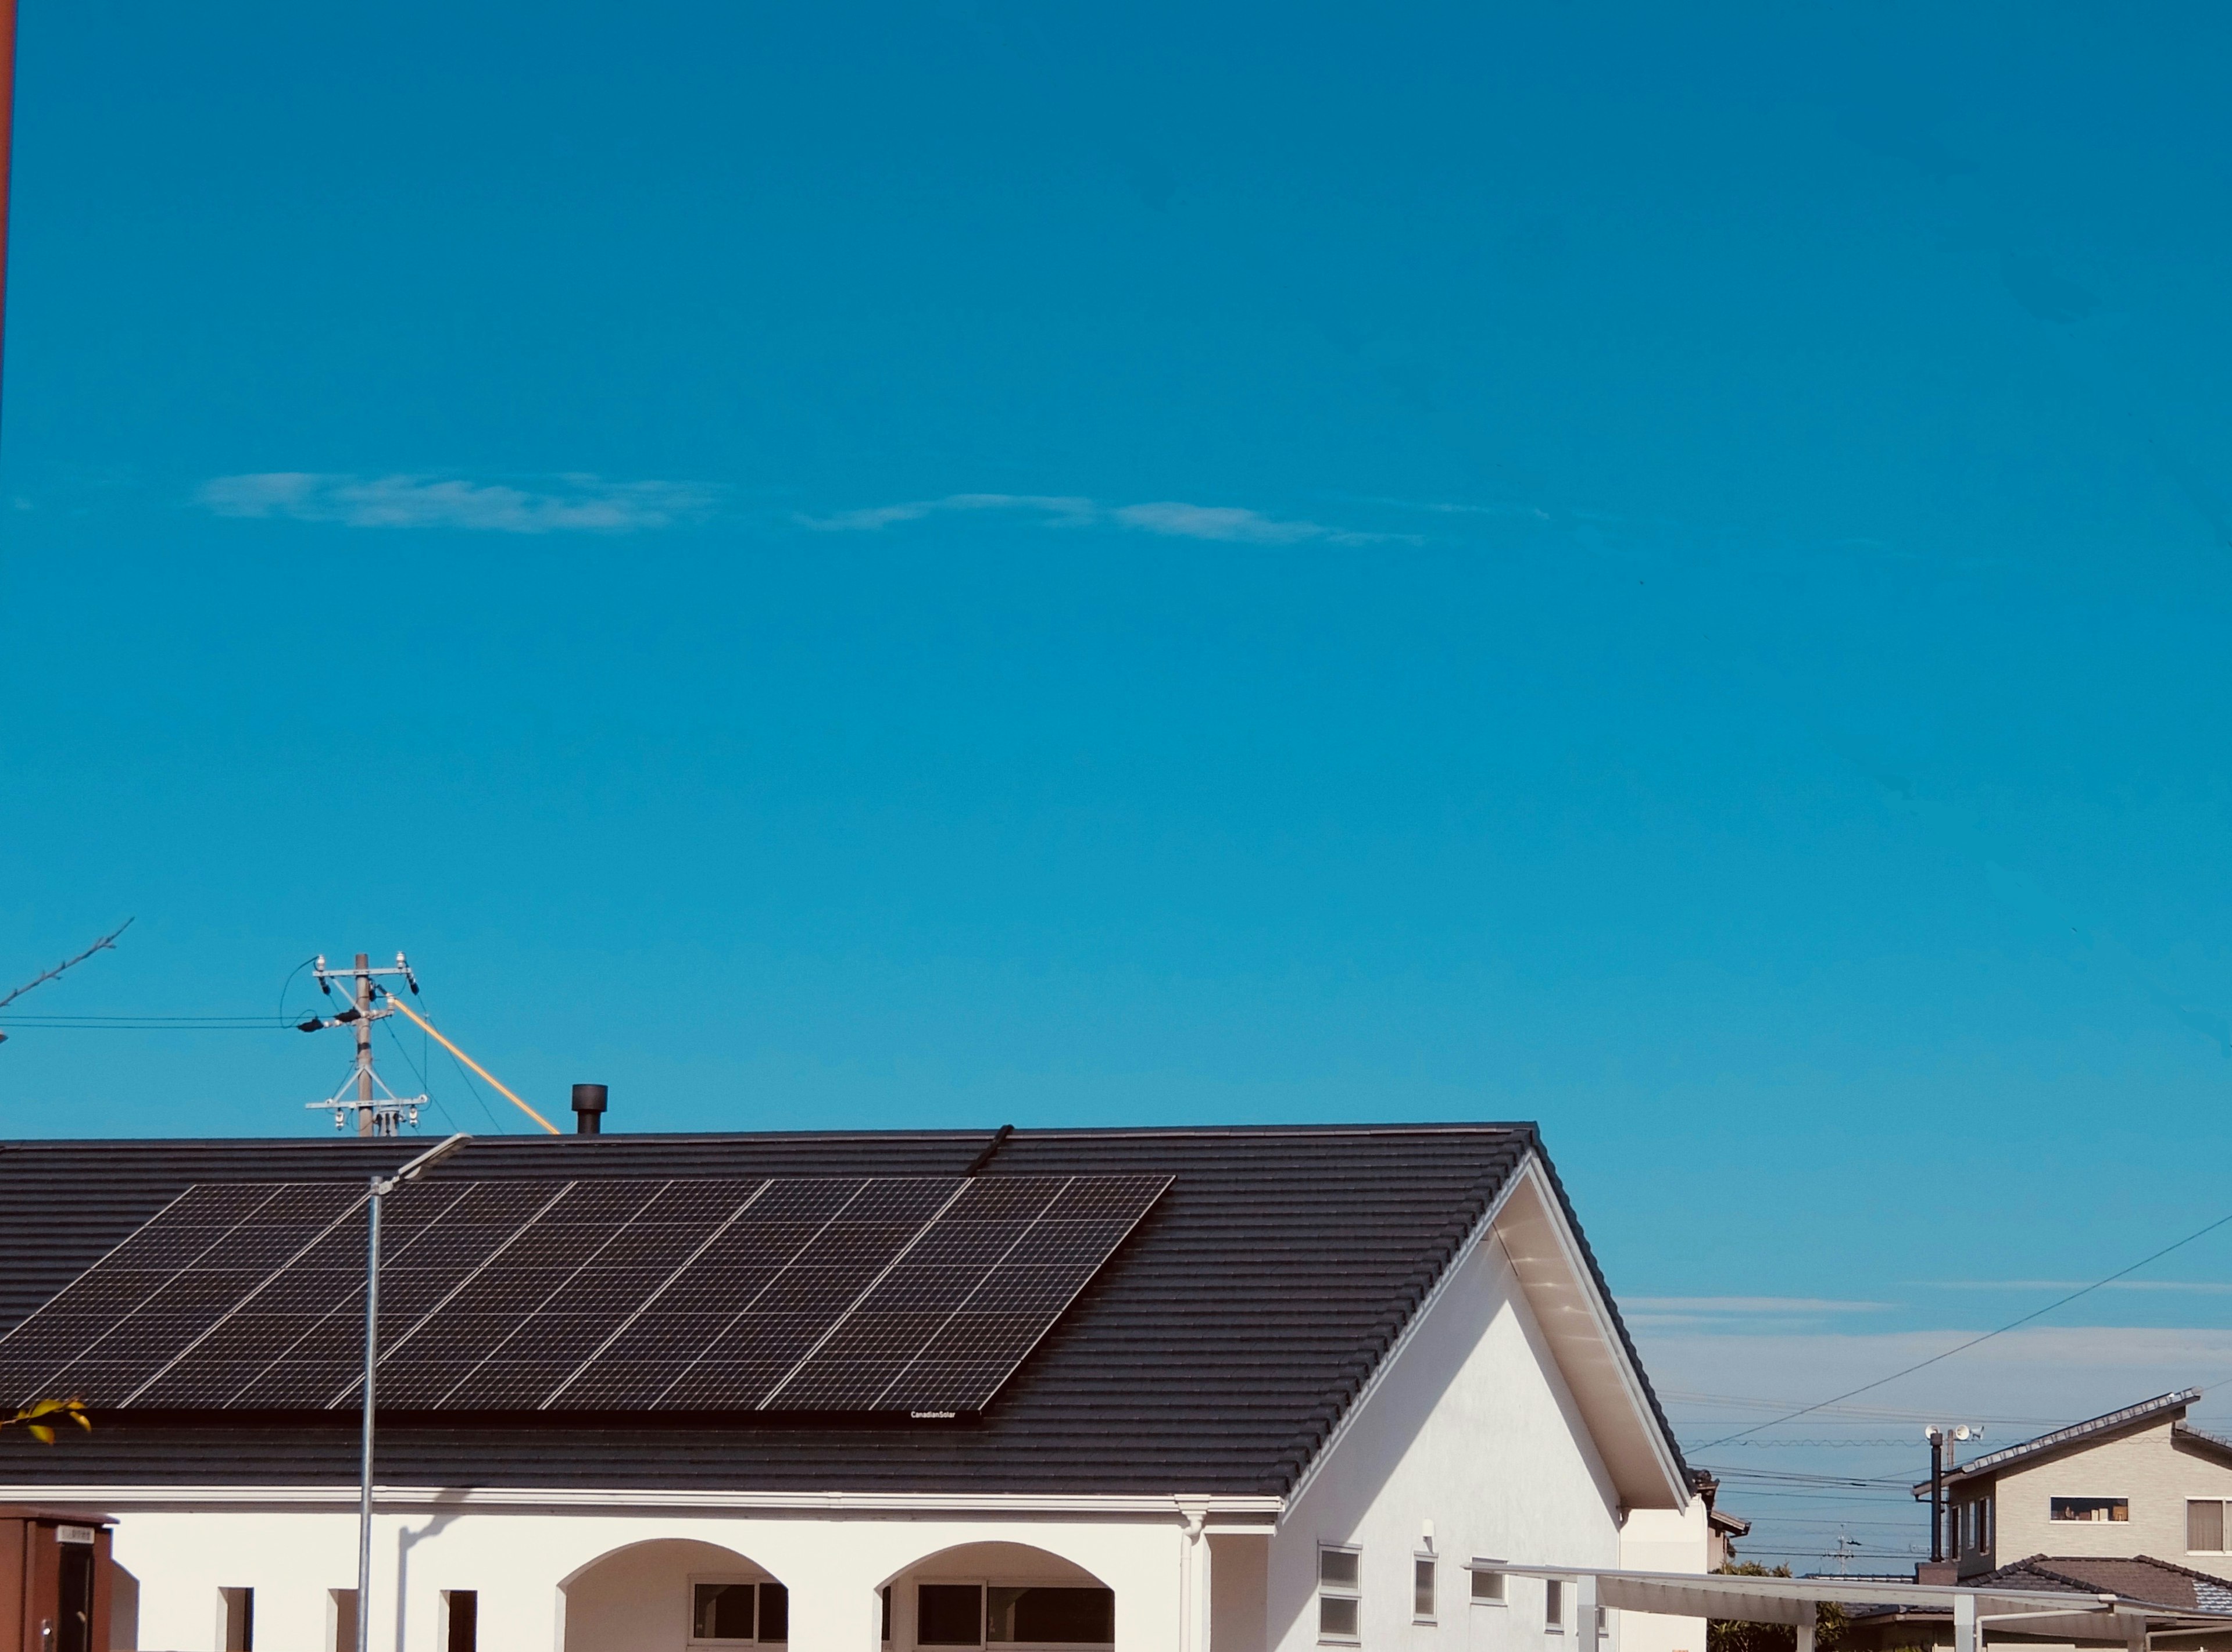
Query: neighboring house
1687 1474 1750 1569
1839 1554 2232 1652
1923 1390 2232 1581
0 1124 1711 1652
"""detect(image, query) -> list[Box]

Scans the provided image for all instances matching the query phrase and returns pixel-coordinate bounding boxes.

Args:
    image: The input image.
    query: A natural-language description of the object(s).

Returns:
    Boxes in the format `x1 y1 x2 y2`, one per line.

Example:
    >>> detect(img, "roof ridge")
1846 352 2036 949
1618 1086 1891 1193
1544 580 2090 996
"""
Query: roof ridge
1938 1390 2199 1485
2127 1554 2232 1589
1 1121 1543 1149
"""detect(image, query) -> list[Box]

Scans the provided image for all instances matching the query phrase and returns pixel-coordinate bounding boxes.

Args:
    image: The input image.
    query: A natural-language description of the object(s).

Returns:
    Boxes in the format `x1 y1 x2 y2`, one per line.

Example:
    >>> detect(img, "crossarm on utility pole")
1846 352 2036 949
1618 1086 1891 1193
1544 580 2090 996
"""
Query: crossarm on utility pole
383 995 561 1134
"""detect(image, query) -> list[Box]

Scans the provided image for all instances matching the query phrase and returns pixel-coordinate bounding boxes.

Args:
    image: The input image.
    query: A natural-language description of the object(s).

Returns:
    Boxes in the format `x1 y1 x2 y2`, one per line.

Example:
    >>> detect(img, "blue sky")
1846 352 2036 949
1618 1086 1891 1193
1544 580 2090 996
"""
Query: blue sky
6 1 2232 1564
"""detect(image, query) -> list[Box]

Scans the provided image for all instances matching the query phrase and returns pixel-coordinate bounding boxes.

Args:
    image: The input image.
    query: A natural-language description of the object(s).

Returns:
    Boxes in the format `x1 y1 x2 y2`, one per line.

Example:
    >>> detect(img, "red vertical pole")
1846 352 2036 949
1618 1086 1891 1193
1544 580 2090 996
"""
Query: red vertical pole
0 0 16 433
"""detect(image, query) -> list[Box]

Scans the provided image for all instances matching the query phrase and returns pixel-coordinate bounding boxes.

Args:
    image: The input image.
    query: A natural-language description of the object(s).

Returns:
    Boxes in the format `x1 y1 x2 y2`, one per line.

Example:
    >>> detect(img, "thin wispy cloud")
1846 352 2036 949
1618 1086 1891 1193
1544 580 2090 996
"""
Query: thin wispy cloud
1629 1296 1898 1314
796 491 1404 545
199 473 722 534
1922 1279 2232 1295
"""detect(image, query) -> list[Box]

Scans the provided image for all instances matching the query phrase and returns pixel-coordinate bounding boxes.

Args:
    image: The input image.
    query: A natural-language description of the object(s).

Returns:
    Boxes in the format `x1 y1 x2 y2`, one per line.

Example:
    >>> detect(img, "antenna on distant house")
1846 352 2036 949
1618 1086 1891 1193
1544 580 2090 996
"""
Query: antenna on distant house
296 952 428 1136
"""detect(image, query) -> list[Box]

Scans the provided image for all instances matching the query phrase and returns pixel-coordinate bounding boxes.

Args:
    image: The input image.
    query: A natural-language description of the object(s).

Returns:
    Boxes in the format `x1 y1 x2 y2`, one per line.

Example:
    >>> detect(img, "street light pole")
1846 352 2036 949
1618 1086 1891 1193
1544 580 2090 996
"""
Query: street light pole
356 1134 468 1652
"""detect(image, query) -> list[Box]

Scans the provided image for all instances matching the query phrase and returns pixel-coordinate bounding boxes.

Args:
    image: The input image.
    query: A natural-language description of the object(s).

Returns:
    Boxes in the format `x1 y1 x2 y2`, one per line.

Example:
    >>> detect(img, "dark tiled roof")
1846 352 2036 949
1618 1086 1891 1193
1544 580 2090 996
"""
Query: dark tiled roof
0 1123 1677 1497
1973 1556 2232 1613
1929 1390 2201 1492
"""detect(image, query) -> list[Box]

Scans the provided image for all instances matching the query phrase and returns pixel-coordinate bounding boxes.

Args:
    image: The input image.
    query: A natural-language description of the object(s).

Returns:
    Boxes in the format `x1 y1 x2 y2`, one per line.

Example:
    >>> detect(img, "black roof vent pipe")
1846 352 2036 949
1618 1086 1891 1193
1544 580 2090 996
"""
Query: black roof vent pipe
961 1123 1013 1177
571 1084 608 1135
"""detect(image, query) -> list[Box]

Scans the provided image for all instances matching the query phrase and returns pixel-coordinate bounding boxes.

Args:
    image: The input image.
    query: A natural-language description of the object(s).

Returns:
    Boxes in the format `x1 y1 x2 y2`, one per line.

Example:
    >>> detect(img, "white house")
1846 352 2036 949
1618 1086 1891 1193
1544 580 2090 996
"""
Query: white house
0 1122 1709 1652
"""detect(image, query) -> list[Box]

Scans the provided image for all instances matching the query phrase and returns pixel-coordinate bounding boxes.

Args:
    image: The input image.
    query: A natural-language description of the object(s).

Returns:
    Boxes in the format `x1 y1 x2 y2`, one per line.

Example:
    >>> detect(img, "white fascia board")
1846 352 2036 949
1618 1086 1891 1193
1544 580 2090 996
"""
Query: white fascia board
1503 1160 1690 1510
0 1482 1283 1519
1278 1153 1534 1519
1278 1154 1689 1522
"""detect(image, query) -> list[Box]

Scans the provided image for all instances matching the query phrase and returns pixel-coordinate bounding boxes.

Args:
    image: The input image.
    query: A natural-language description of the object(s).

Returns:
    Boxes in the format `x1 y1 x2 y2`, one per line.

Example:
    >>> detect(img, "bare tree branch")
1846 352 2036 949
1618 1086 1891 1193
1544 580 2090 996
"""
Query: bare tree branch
0 918 135 1012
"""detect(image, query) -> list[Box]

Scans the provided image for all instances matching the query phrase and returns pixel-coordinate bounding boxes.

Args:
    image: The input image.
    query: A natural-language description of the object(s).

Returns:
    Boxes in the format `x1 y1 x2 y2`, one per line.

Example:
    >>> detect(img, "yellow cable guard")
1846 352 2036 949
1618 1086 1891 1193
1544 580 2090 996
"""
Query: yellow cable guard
384 995 563 1135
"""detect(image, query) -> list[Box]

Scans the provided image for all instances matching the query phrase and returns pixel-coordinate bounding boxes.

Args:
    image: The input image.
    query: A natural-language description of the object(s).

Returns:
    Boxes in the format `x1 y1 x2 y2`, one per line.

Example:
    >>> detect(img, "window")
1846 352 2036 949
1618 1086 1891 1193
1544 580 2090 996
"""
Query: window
219 1589 255 1652
987 1587 1114 1644
920 1585 983 1647
882 1586 893 1644
328 1590 357 1652
1982 1496 1994 1552
2050 1498 2129 1524
56 1537 93 1652
1546 1579 1565 1633
1415 1557 1437 1622
1318 1547 1361 1643
690 1581 789 1644
2191 1500 2229 1553
1471 1567 1507 1604
443 1591 477 1652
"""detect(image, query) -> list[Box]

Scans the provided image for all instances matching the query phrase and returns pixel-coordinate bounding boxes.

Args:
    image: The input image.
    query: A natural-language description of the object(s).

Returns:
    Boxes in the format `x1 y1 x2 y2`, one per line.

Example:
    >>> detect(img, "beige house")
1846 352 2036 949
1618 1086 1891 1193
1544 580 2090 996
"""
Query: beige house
1927 1390 2232 1579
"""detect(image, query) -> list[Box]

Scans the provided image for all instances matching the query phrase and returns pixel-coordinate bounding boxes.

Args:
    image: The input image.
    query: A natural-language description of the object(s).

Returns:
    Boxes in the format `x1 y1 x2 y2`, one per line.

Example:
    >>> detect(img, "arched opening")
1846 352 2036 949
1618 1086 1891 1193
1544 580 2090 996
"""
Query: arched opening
561 1539 789 1652
877 1542 1114 1651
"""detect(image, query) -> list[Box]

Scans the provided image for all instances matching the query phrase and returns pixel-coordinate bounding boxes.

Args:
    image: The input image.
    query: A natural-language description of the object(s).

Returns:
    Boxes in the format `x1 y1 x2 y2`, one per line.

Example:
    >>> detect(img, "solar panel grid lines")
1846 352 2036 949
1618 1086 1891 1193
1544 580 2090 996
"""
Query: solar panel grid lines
131 1179 480 1410
877 1172 1173 1413
0 1181 250 1406
0 1169 1173 1417
535 1177 773 1409
550 1177 871 1410
661 1176 966 1411
252 1179 564 1409
413 1178 768 1411
42 1182 367 1408
766 1174 1074 1411
359 1178 651 1410
341 1178 607 1411
750 1170 977 1411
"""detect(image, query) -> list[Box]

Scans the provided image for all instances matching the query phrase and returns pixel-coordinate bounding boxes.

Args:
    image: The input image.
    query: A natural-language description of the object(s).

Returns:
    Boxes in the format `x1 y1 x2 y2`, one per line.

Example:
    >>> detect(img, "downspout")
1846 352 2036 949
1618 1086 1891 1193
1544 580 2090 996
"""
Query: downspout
1176 1501 1209 1651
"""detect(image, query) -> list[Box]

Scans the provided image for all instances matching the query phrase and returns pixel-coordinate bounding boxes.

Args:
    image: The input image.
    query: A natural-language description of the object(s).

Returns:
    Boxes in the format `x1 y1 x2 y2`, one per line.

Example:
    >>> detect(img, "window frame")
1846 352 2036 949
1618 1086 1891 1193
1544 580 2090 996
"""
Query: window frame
911 1578 1119 1651
1317 1544 1363 1646
327 1589 358 1652
218 1587 255 1652
686 1575 788 1646
2048 1497 2131 1524
441 1590 478 1652
1470 1564 1508 1606
2190 1498 2230 1554
1546 1577 1566 1634
1414 1554 1438 1625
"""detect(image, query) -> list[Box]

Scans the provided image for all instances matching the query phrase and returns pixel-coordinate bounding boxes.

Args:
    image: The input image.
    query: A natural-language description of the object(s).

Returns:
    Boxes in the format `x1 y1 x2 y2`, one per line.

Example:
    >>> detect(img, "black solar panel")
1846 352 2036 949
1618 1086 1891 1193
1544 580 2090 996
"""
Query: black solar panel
769 1173 1170 1412
0 1172 1168 1415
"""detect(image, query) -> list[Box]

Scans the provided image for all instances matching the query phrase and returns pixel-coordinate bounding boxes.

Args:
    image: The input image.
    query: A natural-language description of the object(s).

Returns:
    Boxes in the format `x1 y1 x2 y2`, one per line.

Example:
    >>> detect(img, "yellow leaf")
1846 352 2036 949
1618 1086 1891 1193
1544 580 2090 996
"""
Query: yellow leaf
26 1425 53 1444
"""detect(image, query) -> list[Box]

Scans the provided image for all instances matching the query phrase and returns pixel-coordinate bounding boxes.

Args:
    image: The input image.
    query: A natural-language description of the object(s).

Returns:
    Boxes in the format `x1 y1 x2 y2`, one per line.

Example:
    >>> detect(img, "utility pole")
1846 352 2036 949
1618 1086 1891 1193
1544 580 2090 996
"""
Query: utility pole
1924 1424 1984 1564
297 952 428 1136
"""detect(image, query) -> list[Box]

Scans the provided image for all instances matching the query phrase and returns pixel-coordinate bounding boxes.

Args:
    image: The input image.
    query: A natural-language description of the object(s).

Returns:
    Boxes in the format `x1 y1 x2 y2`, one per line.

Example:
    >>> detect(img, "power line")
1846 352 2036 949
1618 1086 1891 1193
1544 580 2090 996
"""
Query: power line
381 1017 502 1135
1694 1208 2232 1450
0 1015 293 1029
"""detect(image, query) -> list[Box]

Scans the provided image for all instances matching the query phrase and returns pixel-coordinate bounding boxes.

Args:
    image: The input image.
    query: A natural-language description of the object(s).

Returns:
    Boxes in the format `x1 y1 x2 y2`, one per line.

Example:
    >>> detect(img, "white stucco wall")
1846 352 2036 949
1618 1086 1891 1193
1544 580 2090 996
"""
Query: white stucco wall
1616 1506 1708 1652
105 1501 1200 1652
1258 1233 1695 1652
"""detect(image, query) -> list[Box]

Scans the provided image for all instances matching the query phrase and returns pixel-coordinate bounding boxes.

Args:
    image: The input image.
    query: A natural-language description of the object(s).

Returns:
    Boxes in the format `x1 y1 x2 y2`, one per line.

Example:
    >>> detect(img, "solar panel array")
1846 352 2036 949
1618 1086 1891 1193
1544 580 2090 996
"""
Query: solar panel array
0 1173 1168 1415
